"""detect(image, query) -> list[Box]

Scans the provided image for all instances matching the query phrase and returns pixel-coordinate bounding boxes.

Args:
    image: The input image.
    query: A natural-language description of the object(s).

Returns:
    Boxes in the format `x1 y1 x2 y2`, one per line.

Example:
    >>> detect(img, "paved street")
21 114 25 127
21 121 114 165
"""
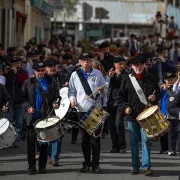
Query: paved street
0 131 180 180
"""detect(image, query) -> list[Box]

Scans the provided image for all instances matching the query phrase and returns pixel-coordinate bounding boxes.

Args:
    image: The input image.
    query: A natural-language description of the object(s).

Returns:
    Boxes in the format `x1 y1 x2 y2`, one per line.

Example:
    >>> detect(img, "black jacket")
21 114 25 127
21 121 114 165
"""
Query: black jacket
115 72 160 119
0 84 10 110
107 70 128 103
5 68 28 104
53 71 69 90
99 54 114 72
21 74 60 125
168 91 180 119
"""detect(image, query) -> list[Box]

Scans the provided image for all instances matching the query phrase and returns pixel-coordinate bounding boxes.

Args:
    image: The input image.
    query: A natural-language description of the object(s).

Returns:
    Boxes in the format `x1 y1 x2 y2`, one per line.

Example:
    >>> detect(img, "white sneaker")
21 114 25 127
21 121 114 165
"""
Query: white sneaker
168 151 176 156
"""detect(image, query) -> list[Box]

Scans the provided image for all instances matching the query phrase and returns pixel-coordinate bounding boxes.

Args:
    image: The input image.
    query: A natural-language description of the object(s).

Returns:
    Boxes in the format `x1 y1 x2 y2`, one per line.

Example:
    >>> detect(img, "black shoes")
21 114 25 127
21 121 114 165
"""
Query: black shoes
92 166 102 173
130 168 140 175
110 148 120 153
159 149 168 154
39 168 46 174
27 168 36 175
143 168 153 176
80 164 102 173
80 165 90 172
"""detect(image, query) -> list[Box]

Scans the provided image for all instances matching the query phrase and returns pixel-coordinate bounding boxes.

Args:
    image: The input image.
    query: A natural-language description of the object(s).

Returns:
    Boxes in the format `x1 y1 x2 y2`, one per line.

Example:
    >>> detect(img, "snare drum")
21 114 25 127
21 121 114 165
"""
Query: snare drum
34 116 63 142
136 105 169 139
79 105 109 137
0 118 16 148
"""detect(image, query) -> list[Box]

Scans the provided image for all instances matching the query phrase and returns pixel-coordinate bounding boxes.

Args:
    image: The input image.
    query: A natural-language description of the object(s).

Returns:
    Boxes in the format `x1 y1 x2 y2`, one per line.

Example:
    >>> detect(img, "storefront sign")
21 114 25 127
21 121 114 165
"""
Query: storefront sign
31 0 52 16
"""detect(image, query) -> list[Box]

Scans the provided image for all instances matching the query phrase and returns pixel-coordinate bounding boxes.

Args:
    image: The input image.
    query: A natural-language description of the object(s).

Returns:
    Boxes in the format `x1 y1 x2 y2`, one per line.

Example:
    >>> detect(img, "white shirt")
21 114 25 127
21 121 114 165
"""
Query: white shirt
68 68 107 112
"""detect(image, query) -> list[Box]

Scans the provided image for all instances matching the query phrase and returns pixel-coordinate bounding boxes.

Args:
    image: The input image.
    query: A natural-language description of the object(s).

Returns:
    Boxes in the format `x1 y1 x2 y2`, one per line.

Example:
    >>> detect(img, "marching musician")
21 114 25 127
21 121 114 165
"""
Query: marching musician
159 72 176 154
107 56 128 153
21 61 60 174
115 56 160 176
68 52 106 173
44 58 69 166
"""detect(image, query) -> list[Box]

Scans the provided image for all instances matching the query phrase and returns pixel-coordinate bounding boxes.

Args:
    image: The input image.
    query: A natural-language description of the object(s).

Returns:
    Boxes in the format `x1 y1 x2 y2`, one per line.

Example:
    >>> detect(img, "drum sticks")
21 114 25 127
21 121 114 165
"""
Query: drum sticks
86 83 108 100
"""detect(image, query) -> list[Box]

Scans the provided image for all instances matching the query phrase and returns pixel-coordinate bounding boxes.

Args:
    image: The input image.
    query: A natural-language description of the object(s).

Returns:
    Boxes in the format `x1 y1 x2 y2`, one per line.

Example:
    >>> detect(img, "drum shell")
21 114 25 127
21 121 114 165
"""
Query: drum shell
136 106 169 139
79 105 109 135
0 121 16 148
34 116 63 142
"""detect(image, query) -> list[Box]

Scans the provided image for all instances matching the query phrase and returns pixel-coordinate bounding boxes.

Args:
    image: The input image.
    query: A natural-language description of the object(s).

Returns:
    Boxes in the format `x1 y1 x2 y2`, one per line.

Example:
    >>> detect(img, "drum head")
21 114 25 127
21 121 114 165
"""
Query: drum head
55 87 70 119
35 117 60 129
137 105 158 120
0 118 9 135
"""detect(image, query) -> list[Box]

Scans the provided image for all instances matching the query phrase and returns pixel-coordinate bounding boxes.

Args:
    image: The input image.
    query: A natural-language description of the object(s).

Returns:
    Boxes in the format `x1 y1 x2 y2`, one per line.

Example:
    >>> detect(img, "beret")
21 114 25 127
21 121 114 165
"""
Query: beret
44 58 58 67
128 56 146 65
10 57 22 63
32 61 45 69
113 56 126 63
163 72 176 79
99 41 110 49
79 52 93 60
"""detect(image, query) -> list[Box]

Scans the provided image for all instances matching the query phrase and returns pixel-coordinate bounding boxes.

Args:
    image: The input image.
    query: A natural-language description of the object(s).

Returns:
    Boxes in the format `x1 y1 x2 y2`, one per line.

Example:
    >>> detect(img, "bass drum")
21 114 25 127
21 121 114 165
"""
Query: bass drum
0 118 16 148
55 87 79 127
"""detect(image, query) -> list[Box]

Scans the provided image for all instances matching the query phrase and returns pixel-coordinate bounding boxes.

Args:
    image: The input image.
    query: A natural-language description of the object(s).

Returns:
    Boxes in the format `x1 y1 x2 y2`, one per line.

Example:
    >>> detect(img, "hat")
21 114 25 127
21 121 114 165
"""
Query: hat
79 52 93 60
156 46 168 53
99 41 110 49
62 54 72 60
10 57 22 63
31 49 40 56
140 53 152 59
113 56 126 63
32 61 45 69
44 58 57 67
163 72 176 79
128 56 146 65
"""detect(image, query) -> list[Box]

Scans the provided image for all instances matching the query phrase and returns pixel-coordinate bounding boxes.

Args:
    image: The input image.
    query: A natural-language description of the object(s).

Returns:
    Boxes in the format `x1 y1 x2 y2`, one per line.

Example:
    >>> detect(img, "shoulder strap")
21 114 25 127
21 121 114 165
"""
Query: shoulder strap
129 74 148 105
76 69 94 99
35 79 46 102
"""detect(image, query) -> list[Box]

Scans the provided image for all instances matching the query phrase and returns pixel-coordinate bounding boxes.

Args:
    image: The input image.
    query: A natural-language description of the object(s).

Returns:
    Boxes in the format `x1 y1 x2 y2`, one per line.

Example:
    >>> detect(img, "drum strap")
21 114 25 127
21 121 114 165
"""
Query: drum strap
76 69 94 99
129 74 148 105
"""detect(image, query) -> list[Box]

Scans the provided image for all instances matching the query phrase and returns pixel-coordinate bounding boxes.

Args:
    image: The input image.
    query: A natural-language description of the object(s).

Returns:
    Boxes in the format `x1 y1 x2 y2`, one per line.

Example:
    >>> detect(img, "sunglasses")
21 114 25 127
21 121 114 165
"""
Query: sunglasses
35 69 45 72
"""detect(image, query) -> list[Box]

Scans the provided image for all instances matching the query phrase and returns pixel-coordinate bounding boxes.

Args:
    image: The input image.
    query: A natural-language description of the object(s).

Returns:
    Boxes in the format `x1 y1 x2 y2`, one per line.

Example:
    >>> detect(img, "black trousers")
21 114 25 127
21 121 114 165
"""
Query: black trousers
78 112 100 168
71 127 79 141
107 101 126 150
168 120 180 152
27 125 48 170
160 132 168 151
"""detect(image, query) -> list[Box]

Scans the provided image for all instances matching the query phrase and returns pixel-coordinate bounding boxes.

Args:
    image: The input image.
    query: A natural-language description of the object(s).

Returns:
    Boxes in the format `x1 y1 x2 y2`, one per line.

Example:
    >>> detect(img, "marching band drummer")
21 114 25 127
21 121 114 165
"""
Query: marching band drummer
21 61 60 175
115 56 160 176
68 52 107 173
44 58 69 167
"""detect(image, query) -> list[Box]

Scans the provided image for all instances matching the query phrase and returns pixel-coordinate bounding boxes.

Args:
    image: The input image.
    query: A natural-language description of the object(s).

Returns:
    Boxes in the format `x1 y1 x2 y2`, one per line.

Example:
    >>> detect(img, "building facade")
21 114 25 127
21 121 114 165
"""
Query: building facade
0 0 52 50
51 0 166 44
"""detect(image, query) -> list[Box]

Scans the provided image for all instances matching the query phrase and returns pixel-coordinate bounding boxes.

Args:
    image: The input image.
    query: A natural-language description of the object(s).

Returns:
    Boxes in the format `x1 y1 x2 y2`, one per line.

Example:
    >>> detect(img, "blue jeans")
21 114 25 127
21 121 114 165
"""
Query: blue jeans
49 136 63 161
6 104 25 140
128 120 151 170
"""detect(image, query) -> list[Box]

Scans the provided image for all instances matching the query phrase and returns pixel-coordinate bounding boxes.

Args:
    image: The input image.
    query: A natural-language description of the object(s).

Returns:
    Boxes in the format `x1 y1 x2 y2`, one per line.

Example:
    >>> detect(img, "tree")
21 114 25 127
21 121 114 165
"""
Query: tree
55 0 79 18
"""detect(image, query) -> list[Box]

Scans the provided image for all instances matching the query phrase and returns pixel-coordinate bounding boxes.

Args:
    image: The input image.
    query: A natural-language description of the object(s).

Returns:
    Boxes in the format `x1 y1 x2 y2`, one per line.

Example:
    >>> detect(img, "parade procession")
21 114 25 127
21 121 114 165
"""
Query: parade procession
0 0 180 180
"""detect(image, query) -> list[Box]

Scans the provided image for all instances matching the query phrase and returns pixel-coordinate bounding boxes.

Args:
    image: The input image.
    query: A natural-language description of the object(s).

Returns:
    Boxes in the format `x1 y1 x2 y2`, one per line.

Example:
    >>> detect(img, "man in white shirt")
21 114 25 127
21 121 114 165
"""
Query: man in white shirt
68 52 106 173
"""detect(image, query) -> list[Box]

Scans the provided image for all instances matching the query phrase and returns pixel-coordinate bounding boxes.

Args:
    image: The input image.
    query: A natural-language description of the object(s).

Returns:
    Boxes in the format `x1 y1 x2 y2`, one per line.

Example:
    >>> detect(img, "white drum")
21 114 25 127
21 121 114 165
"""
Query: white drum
0 118 16 148
34 116 63 142
55 87 70 119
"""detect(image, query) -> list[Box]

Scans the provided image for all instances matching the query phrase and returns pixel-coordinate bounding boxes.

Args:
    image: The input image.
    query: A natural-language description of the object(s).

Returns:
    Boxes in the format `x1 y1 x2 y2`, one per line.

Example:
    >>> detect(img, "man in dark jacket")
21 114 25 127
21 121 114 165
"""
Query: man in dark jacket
98 41 114 72
107 56 128 153
5 57 29 147
0 83 10 115
152 46 177 84
21 61 60 174
115 56 160 176
44 58 69 166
